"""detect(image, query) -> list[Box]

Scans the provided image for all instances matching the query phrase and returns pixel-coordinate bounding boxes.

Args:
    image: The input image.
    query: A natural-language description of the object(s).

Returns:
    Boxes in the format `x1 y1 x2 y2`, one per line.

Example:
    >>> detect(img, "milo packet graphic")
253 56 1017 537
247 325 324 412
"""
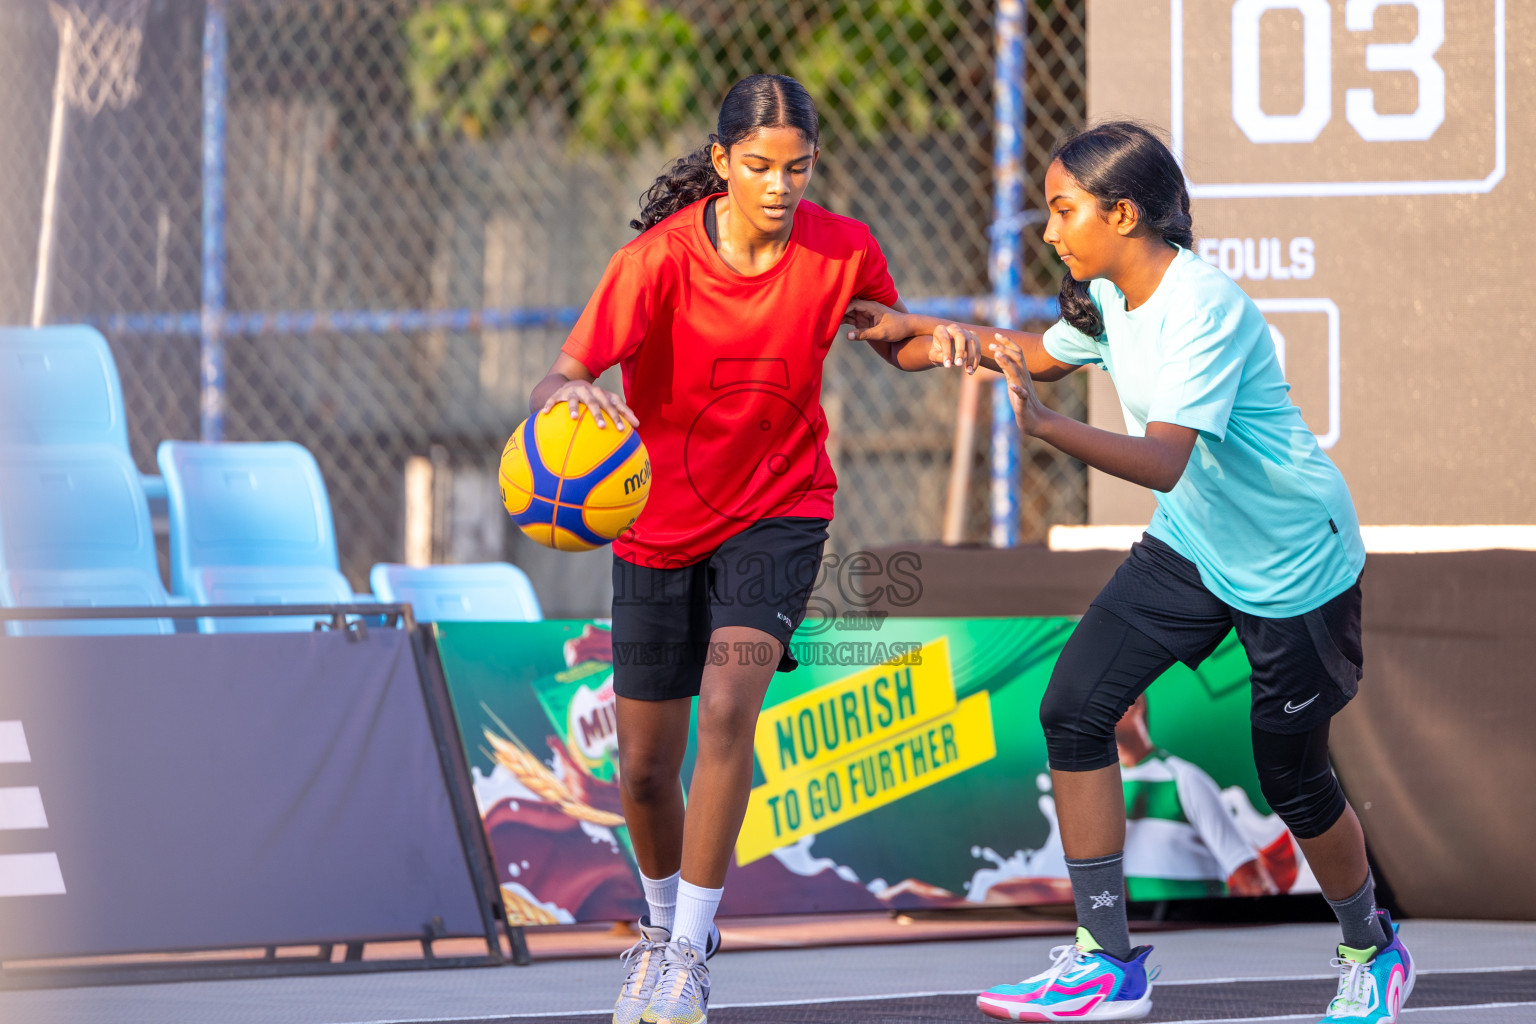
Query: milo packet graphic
531 623 620 781
464 621 642 923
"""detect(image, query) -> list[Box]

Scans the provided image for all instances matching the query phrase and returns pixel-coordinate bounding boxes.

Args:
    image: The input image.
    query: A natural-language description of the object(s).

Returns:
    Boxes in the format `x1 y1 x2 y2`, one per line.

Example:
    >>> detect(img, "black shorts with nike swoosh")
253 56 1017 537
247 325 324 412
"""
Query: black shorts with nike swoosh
1088 533 1363 735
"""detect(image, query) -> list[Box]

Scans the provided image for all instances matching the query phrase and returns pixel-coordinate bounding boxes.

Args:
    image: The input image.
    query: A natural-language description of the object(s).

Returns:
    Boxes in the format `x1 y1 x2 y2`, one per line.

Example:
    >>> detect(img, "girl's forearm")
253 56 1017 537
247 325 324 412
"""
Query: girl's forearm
889 337 938 371
1032 411 1188 493
529 372 570 414
900 316 1060 379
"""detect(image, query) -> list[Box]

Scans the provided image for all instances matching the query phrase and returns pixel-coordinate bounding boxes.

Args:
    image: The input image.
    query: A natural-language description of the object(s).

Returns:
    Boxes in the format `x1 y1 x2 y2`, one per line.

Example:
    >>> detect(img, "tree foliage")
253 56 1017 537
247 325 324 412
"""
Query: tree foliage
405 0 972 151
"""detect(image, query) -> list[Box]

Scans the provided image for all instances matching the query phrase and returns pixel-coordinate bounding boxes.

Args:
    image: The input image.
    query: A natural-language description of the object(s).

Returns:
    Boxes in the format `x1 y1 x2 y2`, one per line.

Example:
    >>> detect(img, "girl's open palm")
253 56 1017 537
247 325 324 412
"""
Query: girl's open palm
991 334 1047 435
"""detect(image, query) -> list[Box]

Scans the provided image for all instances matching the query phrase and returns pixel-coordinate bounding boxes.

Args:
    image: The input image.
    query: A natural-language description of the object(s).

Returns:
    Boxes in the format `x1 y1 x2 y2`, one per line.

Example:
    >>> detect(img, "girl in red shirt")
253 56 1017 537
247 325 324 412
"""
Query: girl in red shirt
528 74 979 1024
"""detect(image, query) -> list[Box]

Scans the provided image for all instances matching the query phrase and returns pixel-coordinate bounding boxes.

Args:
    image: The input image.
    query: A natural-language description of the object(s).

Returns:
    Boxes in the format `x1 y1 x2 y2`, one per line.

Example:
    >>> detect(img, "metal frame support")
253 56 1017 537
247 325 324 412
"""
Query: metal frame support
201 0 229 441
990 0 1027 548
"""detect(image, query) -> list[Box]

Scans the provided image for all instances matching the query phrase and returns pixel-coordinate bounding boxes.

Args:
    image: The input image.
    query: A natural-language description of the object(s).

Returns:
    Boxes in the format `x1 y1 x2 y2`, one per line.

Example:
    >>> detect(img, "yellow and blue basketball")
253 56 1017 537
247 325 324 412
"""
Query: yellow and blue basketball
499 408 651 551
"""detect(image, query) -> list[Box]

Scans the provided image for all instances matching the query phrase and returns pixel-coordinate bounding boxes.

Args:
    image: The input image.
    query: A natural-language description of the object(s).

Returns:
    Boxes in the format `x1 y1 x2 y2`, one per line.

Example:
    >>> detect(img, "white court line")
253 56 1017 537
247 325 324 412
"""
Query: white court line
1174 963 1536 986
0 721 30 763
328 966 1536 1022
1150 1002 1536 1024
0 852 66 897
1405 1004 1536 1015
1411 964 1536 976
0 786 48 830
326 981 1536 1024
328 990 979 1024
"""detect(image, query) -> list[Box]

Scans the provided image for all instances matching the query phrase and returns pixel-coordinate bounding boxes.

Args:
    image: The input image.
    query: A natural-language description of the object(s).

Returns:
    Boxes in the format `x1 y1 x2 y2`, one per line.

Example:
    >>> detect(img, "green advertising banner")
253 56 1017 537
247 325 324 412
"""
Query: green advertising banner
434 618 1317 926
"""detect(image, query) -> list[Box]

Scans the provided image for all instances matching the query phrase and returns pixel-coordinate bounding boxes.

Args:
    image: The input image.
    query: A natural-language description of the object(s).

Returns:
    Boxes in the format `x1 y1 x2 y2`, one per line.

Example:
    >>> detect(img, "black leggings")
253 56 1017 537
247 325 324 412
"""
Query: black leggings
1041 606 1347 840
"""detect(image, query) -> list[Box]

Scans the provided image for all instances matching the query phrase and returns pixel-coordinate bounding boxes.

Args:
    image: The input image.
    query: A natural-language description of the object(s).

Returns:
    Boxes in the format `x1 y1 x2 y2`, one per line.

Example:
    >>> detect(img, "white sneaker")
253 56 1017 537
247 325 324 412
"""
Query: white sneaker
612 919 670 1024
642 936 710 1024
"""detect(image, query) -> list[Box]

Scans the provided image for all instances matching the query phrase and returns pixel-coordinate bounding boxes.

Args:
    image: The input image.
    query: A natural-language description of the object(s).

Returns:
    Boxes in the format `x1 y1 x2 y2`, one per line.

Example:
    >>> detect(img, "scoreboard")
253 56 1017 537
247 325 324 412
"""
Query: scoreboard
1083 0 1530 526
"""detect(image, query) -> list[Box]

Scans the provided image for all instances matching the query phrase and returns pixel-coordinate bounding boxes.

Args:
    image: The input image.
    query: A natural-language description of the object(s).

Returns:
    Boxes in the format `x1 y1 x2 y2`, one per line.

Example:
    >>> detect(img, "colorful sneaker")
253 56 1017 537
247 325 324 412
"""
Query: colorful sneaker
977 927 1154 1021
1319 910 1415 1023
642 936 710 1024
613 920 721 1024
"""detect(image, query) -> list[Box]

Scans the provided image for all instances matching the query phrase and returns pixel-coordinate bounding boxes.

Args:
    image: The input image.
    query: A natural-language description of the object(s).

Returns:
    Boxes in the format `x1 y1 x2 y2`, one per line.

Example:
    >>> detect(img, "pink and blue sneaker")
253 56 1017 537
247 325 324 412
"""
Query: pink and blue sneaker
977 927 1154 1021
1319 910 1415 1023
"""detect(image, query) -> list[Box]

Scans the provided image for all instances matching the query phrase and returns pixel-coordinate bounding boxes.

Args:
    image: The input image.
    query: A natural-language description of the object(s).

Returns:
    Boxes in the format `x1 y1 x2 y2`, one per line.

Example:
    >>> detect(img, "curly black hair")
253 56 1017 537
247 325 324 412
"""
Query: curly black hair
631 74 819 233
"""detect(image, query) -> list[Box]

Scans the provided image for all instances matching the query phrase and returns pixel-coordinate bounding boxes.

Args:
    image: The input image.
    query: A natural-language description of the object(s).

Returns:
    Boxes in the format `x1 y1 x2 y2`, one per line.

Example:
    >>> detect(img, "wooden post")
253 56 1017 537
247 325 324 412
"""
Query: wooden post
943 367 1000 544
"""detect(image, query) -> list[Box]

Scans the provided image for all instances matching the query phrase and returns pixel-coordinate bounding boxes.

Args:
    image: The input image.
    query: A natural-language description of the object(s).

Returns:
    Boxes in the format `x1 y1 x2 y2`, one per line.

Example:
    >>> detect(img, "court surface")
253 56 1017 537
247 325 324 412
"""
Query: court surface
4 920 1533 1024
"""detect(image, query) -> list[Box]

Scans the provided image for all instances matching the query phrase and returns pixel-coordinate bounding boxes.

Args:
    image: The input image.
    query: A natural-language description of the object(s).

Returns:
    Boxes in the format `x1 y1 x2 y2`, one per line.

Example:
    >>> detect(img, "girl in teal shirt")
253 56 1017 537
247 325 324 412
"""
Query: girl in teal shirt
849 121 1411 1024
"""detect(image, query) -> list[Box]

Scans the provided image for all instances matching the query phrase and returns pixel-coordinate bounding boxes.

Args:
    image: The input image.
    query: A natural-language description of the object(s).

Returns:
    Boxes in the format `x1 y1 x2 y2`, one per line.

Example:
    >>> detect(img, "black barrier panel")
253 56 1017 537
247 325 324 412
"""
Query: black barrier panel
0 628 490 960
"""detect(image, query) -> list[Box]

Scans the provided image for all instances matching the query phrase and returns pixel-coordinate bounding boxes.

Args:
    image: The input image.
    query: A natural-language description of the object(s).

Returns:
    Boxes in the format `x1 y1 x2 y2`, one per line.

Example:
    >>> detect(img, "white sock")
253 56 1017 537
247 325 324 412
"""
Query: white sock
672 878 723 951
640 869 679 932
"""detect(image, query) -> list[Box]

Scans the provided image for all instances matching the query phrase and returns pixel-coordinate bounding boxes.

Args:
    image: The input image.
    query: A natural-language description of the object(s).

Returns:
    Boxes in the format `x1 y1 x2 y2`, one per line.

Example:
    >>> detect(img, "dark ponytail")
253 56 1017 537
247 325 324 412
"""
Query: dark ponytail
1049 121 1193 337
631 74 820 233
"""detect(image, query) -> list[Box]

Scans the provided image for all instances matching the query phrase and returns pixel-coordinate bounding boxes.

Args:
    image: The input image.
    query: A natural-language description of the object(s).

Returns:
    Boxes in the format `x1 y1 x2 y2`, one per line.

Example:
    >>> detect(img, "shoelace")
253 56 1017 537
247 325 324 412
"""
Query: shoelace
655 938 707 1005
1327 956 1377 1013
617 935 666 999
1037 942 1090 986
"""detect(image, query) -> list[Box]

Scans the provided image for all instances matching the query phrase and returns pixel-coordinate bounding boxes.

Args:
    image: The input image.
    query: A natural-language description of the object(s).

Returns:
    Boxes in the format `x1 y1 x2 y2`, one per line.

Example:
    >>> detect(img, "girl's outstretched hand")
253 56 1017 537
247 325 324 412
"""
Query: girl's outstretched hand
845 299 979 373
991 334 1049 435
843 298 912 343
928 323 980 373
539 378 638 430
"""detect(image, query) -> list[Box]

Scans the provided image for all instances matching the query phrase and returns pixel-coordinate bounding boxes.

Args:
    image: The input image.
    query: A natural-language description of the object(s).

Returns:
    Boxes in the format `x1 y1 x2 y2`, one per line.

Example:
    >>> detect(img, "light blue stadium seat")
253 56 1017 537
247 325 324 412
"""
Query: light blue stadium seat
190 564 355 634
0 444 173 636
369 562 543 623
0 325 167 501
157 440 358 633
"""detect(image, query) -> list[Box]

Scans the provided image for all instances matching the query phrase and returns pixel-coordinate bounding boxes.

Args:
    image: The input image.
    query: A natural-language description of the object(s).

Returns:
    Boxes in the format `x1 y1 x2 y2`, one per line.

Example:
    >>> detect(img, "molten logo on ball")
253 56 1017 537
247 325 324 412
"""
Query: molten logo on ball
500 408 651 551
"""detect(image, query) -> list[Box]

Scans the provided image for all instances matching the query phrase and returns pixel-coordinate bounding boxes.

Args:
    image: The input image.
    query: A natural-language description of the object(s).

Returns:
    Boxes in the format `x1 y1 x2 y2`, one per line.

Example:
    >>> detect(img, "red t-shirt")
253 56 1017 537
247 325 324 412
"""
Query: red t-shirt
562 196 899 567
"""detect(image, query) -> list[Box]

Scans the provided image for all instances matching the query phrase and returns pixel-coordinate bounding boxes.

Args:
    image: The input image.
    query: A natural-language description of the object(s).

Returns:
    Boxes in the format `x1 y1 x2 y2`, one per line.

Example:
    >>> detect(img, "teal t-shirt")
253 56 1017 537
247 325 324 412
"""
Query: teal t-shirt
1043 246 1364 617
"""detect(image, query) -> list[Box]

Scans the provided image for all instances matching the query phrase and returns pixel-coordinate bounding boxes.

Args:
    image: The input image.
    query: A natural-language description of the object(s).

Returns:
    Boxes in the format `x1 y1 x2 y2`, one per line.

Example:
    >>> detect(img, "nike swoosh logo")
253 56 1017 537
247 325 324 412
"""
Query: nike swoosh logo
1284 695 1319 714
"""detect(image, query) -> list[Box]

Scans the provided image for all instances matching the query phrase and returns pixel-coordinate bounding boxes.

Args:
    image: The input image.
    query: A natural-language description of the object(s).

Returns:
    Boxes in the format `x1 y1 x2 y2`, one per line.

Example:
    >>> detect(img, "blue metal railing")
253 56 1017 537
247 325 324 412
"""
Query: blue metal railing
89 296 1057 339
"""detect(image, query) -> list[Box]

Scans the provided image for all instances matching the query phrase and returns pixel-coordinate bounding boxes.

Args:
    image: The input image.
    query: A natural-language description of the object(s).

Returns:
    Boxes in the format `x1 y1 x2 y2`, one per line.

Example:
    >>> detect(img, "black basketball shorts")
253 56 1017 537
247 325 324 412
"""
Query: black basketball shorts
1090 533 1364 735
609 517 829 701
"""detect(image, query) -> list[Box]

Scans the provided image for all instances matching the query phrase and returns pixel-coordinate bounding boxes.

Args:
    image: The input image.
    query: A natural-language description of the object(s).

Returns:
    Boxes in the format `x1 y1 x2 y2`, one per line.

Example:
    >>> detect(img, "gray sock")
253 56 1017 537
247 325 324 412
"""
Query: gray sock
1327 874 1390 952
1066 851 1132 961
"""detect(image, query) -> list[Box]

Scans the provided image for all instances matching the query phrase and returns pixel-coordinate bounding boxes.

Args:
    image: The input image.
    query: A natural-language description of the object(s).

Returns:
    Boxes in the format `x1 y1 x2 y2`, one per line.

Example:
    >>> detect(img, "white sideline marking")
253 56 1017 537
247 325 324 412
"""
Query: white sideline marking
329 981 1536 1024
0 786 47 829
1150 1002 1536 1024
1174 963 1535 986
0 721 30 763
0 852 66 896
1405 1004 1536 1014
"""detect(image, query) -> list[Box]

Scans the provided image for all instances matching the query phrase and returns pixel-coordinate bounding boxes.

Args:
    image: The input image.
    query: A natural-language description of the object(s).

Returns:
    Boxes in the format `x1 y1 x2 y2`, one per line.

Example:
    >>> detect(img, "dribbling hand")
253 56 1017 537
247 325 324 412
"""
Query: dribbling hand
540 379 639 430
